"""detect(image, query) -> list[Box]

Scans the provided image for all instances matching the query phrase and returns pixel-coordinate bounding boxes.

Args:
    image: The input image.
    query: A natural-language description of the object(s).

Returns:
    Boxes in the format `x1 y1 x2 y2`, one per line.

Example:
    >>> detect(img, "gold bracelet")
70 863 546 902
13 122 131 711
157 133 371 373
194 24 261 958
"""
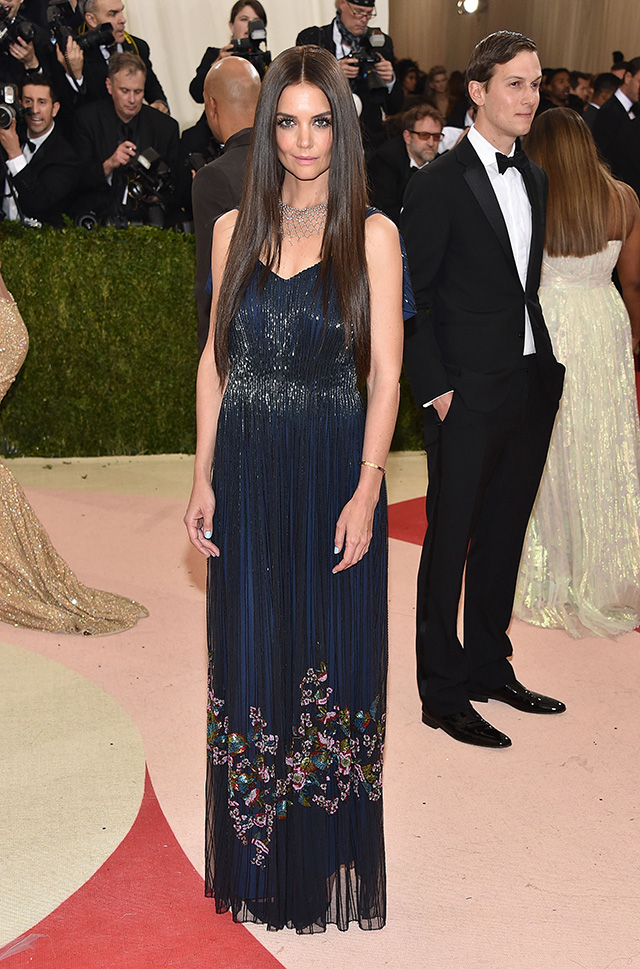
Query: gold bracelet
360 460 386 475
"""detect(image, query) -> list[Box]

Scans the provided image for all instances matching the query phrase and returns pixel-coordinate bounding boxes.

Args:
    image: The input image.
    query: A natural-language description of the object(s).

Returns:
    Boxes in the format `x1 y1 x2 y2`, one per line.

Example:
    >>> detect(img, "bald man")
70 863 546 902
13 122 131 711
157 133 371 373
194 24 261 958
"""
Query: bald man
192 56 261 352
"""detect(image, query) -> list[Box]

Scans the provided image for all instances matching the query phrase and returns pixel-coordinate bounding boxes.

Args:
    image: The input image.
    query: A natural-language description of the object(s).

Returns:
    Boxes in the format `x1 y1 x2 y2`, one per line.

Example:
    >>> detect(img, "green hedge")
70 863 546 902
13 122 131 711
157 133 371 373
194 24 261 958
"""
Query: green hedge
0 223 423 457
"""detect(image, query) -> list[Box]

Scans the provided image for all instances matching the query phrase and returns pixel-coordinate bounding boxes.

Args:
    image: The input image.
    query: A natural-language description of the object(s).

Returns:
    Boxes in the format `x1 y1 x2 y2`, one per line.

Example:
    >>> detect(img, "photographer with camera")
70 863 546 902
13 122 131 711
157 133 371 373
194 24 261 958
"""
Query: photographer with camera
296 0 402 155
0 75 79 224
54 0 168 114
73 52 182 227
0 0 57 86
182 1 267 161
190 0 268 103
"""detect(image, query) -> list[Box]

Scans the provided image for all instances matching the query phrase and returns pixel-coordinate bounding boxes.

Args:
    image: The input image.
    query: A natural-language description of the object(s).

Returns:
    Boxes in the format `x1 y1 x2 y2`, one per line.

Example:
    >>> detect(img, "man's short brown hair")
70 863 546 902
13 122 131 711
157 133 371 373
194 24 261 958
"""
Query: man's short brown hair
466 30 537 89
108 52 147 80
403 103 444 133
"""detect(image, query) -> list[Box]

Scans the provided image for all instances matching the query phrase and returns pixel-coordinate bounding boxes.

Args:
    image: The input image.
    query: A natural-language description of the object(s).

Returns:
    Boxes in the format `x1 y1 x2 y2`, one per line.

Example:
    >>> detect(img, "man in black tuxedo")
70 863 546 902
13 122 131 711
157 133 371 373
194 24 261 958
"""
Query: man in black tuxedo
0 75 79 225
584 73 621 130
192 56 260 353
368 103 443 226
55 0 168 113
401 31 566 749
592 56 640 176
296 0 403 155
73 52 181 226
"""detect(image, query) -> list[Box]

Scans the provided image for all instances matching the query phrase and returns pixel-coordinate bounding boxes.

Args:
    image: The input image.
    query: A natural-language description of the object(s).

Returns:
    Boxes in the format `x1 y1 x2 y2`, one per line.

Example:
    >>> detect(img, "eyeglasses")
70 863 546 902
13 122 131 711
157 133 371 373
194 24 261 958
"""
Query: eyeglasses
345 2 376 21
408 130 444 142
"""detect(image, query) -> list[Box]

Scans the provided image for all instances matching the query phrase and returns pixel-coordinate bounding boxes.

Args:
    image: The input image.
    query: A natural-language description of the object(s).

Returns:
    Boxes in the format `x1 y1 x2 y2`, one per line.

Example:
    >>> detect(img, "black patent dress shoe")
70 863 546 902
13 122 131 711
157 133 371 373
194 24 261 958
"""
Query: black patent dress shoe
421 708 512 748
468 680 566 714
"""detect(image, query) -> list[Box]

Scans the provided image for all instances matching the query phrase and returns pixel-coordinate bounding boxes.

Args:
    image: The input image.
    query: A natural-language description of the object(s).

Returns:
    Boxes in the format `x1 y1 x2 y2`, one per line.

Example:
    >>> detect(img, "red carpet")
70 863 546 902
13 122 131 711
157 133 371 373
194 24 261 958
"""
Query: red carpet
387 496 426 545
2 769 285 969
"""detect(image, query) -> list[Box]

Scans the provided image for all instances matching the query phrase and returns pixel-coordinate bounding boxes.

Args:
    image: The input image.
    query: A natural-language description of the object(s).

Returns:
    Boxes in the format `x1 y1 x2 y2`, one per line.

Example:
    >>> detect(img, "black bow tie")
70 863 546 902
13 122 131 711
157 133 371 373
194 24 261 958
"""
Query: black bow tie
23 139 36 153
496 149 529 175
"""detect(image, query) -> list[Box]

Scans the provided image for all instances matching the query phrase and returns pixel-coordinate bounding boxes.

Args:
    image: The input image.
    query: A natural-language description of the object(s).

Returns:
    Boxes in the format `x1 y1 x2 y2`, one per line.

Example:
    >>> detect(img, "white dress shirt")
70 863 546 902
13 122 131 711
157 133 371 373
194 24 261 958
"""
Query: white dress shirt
614 87 636 119
467 124 535 355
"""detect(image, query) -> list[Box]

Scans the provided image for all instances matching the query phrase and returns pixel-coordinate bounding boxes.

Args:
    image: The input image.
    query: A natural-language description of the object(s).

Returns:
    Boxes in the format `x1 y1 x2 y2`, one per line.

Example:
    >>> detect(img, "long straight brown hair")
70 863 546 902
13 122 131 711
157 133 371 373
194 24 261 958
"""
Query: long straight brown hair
214 45 370 383
525 107 628 257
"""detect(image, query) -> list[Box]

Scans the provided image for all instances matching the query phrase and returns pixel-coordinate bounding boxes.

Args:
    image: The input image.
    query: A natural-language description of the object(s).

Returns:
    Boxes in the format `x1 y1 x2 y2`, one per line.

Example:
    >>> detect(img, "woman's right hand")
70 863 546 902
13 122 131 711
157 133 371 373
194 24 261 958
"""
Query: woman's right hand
184 480 220 557
215 43 234 62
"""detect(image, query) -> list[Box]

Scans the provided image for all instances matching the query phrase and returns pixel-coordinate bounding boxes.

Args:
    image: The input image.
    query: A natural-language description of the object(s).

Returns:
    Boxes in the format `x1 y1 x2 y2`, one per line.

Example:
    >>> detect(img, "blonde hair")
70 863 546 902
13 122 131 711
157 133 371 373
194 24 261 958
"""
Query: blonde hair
525 107 627 257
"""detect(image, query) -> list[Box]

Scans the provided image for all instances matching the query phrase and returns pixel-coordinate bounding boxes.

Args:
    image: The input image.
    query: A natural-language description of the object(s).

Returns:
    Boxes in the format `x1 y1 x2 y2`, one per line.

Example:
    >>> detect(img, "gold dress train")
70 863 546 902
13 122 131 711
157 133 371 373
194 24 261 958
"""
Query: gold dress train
0 295 148 634
515 242 640 637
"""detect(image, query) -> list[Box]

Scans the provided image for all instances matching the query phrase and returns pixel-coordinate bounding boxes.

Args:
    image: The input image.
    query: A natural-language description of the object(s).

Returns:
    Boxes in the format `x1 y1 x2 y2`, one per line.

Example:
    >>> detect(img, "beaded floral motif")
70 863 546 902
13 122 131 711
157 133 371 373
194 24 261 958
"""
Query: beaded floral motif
207 664 385 867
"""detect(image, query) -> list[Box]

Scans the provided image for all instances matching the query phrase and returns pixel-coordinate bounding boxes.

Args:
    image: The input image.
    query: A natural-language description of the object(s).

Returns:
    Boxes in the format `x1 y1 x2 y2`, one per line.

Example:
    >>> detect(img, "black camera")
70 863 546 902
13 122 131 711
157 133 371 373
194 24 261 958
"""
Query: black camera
351 28 390 85
47 3 114 52
230 18 270 76
0 82 26 129
125 147 175 204
0 8 36 52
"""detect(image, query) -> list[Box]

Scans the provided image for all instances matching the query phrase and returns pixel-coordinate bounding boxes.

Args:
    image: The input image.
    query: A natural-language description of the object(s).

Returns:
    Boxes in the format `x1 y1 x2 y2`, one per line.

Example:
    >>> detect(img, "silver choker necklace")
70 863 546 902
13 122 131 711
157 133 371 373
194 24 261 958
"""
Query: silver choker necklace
279 200 327 245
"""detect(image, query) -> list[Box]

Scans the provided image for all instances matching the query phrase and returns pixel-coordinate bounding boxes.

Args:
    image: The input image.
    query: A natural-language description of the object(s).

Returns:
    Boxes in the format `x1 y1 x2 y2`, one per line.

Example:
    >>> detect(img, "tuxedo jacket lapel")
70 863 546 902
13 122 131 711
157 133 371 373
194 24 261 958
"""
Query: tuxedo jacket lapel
457 137 520 281
521 164 545 295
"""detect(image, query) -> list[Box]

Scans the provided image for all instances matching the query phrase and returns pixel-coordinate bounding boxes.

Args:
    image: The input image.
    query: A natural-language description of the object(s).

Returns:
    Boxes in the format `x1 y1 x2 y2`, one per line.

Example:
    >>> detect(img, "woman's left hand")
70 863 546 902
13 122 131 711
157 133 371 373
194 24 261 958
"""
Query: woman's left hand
332 491 377 573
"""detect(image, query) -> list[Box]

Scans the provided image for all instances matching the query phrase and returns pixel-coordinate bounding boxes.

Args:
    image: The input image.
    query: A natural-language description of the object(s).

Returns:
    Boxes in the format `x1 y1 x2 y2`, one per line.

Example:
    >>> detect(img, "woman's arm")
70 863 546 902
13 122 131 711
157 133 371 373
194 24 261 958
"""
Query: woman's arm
333 213 404 573
184 210 238 557
616 184 640 352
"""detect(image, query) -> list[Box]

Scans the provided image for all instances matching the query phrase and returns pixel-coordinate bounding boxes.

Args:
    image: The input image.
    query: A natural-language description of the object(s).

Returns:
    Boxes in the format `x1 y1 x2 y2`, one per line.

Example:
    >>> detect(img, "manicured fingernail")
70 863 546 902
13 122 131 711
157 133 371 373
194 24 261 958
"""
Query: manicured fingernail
334 546 339 554
205 530 212 539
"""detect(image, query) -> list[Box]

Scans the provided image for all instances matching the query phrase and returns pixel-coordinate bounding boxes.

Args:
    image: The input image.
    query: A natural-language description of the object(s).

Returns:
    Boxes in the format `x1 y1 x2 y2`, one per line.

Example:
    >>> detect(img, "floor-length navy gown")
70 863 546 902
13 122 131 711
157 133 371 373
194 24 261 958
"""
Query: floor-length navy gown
204 239 407 932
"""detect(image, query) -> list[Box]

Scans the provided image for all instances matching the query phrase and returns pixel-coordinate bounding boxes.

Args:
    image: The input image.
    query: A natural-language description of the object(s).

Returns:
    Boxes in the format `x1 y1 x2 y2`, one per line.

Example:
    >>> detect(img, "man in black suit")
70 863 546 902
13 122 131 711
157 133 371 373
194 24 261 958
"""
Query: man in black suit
73 52 180 226
192 56 260 353
296 0 403 155
584 73 620 130
401 31 566 749
592 55 640 175
0 75 79 225
55 0 168 113
368 103 443 226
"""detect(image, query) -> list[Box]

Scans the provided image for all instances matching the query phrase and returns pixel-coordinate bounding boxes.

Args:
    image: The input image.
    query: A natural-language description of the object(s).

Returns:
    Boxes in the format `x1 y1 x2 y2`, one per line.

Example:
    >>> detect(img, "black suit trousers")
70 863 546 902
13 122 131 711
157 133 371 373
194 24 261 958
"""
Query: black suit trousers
417 357 558 716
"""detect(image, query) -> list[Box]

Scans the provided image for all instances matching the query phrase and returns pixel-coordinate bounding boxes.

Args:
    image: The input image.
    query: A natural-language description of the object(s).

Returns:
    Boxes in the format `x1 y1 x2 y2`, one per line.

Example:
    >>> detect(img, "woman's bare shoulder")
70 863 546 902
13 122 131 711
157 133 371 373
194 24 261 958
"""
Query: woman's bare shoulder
213 208 239 240
365 211 401 253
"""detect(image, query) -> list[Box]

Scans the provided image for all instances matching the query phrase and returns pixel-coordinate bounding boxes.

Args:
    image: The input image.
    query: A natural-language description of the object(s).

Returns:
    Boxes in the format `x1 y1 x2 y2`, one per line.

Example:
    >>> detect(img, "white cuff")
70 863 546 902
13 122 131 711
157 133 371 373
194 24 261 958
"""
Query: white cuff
423 390 453 408
6 154 27 176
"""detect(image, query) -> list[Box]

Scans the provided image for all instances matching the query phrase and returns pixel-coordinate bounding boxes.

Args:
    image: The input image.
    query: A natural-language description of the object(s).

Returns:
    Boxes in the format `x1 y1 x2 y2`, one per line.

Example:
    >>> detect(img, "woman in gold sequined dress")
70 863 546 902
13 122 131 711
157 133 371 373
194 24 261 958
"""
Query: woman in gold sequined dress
0 271 148 635
514 108 640 637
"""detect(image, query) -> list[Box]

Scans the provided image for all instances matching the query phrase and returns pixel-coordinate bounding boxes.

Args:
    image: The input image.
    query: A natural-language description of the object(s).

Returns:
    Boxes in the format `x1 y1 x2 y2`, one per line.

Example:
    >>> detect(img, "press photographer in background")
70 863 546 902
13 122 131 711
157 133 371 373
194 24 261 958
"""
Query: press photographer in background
0 0 57 86
182 0 268 163
0 75 79 225
73 52 183 228
296 0 402 155
53 0 168 113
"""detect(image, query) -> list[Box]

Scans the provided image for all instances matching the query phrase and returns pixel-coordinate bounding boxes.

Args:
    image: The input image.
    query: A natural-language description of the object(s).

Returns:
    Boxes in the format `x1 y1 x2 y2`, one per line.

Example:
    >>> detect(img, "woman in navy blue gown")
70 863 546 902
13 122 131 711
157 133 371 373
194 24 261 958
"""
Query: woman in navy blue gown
184 45 405 933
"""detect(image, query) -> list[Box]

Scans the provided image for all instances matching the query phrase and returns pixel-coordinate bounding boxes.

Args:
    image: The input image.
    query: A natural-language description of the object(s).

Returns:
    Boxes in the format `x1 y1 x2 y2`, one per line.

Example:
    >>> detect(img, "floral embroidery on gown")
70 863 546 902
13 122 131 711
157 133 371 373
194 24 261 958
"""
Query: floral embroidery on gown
515 242 640 637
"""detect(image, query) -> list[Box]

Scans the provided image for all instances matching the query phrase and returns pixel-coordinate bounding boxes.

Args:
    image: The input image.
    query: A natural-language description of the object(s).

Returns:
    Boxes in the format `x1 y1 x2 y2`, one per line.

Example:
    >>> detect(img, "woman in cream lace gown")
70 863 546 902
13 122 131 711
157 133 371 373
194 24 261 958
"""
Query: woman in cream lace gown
0 273 147 634
515 108 640 637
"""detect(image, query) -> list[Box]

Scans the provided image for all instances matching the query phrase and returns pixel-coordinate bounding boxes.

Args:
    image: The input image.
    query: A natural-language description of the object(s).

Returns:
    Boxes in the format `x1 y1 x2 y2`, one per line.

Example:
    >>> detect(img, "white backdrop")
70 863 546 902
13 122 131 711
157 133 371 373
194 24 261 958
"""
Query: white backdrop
125 0 389 129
